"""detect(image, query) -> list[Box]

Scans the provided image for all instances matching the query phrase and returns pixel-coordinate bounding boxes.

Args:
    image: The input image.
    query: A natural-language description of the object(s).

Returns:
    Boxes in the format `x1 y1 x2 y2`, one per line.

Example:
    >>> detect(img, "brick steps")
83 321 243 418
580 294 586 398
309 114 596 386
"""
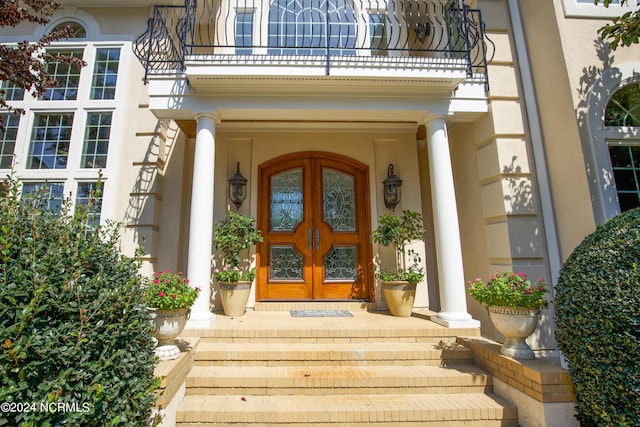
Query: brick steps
176 393 518 426
176 309 518 426
193 341 473 366
186 364 492 395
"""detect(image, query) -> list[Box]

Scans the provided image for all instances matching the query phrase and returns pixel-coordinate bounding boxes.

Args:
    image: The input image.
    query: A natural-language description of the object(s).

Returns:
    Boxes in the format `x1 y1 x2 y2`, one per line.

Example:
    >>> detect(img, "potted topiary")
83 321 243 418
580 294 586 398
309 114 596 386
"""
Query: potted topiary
213 210 263 316
371 210 426 317
146 270 200 360
467 271 549 359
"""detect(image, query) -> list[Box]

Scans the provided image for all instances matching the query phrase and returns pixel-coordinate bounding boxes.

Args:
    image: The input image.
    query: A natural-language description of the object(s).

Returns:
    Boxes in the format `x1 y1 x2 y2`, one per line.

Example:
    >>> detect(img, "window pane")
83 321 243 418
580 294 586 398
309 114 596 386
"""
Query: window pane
22 182 65 214
267 0 356 55
28 113 74 169
42 49 84 101
369 14 387 56
76 181 103 227
91 48 120 100
81 112 112 168
270 168 303 231
0 114 20 169
609 145 640 212
236 12 254 55
1 81 25 101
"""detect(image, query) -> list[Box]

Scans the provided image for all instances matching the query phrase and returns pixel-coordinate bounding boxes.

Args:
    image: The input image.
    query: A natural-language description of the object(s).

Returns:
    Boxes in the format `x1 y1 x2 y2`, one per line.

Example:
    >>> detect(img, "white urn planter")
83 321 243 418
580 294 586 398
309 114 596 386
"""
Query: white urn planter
382 281 416 317
148 307 190 361
219 281 252 317
488 306 539 360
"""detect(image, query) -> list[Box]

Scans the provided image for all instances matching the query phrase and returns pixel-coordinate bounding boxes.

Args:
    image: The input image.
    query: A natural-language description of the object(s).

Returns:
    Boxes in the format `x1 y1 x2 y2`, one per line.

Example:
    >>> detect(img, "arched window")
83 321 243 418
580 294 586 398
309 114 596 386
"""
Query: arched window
605 82 640 126
52 21 87 39
604 82 640 212
268 0 356 55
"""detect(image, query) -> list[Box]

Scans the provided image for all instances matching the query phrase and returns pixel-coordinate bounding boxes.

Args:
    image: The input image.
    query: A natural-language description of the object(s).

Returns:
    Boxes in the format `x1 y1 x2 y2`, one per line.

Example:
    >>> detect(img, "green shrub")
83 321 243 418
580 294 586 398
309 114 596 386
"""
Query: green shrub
0 175 157 426
555 208 640 427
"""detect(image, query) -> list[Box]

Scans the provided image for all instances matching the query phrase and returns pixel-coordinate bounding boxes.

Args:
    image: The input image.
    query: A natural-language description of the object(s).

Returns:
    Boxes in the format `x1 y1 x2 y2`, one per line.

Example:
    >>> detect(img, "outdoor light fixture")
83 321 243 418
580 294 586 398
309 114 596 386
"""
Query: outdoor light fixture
228 162 247 210
382 163 402 211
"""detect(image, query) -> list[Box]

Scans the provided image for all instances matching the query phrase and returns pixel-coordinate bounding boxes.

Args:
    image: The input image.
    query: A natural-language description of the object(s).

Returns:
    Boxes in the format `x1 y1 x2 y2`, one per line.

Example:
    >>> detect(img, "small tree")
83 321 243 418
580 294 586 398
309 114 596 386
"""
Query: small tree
595 0 640 50
0 1 85 126
371 210 426 285
0 174 157 426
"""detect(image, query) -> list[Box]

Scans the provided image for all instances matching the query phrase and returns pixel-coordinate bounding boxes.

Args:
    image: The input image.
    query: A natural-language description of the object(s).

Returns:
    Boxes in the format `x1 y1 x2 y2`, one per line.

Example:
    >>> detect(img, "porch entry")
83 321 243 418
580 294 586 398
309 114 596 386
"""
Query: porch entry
256 152 372 300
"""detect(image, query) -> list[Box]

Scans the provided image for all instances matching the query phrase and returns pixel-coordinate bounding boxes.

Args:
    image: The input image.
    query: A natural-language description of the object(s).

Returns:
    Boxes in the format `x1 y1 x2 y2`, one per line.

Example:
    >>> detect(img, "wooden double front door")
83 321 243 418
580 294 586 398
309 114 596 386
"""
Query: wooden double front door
256 152 372 300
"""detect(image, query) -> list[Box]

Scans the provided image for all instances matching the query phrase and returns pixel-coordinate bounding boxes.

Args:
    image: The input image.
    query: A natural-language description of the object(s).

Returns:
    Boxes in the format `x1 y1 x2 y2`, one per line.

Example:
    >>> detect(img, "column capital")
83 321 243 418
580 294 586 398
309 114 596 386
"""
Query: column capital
194 112 220 123
417 113 448 127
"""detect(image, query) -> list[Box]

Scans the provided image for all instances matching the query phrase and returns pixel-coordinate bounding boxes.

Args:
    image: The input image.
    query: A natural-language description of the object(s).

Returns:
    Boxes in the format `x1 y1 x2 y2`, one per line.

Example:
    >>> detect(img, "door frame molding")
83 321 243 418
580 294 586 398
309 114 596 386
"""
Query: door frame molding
256 151 373 301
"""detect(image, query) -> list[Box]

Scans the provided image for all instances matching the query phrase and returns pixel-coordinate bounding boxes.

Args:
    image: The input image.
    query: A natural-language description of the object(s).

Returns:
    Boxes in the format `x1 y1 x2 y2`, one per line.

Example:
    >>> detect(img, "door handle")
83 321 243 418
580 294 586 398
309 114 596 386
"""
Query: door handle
308 228 312 250
315 228 320 250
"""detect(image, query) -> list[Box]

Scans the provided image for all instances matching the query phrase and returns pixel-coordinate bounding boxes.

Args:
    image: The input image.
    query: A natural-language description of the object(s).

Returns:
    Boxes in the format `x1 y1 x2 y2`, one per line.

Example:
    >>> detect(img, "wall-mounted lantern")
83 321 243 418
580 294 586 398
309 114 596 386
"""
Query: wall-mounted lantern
228 162 247 210
382 163 402 211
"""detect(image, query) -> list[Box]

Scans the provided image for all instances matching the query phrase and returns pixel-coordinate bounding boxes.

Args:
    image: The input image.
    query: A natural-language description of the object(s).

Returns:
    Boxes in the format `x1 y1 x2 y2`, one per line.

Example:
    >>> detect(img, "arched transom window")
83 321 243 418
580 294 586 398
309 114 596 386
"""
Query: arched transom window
268 0 356 55
52 21 87 39
605 81 640 126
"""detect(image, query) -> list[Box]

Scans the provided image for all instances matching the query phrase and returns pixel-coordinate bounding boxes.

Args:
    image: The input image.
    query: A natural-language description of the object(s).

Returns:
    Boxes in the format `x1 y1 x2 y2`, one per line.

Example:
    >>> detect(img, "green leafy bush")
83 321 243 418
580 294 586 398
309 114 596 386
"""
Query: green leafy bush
555 208 640 426
0 176 157 426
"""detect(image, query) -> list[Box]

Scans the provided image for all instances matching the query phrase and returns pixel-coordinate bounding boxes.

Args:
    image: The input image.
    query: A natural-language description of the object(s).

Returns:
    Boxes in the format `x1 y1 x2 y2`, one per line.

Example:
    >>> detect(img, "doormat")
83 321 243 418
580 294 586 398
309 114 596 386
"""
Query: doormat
290 310 353 317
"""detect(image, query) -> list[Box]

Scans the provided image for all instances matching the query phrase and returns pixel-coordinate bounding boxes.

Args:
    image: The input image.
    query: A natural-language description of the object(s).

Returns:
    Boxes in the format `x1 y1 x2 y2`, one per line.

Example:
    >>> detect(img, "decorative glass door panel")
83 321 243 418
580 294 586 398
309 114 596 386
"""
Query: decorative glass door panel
257 152 372 300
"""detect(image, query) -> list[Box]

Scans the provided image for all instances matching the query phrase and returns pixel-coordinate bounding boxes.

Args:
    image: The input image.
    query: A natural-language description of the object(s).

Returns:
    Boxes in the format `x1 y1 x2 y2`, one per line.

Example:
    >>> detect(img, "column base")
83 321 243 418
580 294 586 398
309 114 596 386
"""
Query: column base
185 312 216 329
432 312 481 329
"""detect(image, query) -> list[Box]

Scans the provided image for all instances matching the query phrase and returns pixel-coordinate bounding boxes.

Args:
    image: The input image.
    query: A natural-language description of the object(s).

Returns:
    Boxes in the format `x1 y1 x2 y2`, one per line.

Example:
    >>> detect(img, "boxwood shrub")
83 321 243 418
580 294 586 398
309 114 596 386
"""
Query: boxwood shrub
0 176 157 426
555 207 640 426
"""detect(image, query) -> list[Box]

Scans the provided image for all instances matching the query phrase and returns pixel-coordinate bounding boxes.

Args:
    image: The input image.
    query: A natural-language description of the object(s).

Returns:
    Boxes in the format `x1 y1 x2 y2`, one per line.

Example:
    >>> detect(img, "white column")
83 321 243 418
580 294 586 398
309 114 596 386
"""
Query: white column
425 117 479 328
186 113 218 328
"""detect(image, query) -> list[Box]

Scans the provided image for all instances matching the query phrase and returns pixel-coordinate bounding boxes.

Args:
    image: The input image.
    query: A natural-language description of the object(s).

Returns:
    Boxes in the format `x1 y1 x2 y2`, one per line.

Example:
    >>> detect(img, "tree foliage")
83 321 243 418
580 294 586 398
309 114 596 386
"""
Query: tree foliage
0 174 158 426
596 0 640 50
0 0 85 120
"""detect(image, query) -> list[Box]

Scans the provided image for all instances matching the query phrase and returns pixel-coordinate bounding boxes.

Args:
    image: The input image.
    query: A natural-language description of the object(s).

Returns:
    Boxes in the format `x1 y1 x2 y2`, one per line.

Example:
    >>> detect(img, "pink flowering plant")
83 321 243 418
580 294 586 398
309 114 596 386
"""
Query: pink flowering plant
145 270 200 310
467 271 549 310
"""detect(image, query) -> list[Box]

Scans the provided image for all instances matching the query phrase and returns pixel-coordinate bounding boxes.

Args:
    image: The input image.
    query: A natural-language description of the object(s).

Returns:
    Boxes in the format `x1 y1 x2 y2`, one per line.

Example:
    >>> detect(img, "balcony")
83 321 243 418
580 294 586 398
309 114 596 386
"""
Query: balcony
134 0 491 97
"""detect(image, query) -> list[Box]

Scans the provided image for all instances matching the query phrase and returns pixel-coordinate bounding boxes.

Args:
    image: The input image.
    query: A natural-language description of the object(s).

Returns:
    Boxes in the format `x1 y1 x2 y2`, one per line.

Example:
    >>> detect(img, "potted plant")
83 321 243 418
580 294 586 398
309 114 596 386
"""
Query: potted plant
467 271 549 359
213 210 263 316
371 210 426 317
146 270 200 359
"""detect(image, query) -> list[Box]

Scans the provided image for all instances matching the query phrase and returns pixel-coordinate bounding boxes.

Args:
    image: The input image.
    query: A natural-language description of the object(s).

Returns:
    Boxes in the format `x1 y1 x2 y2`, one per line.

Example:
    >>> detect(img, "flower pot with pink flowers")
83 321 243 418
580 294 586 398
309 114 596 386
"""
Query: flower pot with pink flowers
467 271 549 359
145 270 200 360
213 211 263 317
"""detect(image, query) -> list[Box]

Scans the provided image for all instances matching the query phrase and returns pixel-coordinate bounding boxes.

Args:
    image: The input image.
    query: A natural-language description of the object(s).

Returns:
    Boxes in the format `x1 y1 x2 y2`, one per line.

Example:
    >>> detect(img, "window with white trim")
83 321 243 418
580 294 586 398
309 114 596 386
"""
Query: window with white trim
605 82 640 212
21 182 65 214
0 19 122 226
0 113 19 168
235 11 254 55
562 0 635 18
41 49 84 101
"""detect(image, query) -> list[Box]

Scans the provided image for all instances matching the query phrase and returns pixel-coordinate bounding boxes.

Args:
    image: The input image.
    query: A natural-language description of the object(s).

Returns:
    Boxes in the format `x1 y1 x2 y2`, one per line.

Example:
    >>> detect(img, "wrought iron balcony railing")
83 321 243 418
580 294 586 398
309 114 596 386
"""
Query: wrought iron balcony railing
134 0 491 86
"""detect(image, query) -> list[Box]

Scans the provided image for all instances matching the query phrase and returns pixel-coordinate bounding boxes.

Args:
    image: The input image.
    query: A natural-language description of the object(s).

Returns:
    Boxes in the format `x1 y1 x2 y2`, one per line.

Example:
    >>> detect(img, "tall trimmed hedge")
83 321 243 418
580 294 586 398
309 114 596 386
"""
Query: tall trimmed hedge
0 176 157 426
555 208 640 426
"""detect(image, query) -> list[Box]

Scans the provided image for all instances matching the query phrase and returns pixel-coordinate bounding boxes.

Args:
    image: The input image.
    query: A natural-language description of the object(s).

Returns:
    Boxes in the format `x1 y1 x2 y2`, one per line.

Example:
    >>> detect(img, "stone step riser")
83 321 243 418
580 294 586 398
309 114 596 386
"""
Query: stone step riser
193 351 472 366
193 359 469 367
185 365 492 396
186 385 491 396
192 336 462 343
175 393 519 426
